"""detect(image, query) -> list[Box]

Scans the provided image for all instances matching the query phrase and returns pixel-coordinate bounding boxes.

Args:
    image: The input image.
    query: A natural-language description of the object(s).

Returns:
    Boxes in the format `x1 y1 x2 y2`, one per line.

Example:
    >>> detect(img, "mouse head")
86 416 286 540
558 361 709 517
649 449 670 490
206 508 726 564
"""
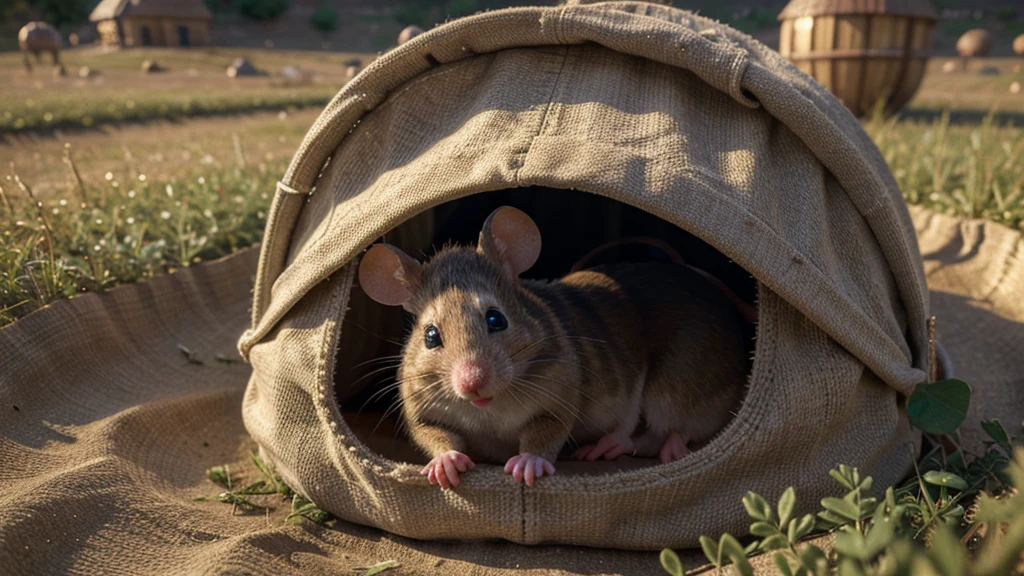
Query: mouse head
357 206 545 410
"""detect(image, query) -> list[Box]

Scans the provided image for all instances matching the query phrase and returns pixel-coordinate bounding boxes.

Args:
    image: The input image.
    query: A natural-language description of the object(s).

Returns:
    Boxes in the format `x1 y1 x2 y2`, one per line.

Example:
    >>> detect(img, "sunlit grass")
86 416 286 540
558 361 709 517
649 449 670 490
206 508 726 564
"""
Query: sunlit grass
0 90 336 133
865 107 1024 228
0 47 367 134
1 144 281 325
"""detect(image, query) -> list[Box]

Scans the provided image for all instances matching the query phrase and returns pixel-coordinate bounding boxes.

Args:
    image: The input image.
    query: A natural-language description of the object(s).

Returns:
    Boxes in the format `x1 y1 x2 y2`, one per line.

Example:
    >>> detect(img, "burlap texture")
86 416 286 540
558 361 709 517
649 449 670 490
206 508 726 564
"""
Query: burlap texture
237 1 932 549
1 209 1020 573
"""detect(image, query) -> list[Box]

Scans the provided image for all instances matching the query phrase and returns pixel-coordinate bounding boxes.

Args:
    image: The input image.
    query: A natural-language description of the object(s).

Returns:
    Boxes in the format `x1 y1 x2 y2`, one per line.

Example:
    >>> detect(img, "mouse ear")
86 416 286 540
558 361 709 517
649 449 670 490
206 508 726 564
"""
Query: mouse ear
358 243 422 307
477 206 542 280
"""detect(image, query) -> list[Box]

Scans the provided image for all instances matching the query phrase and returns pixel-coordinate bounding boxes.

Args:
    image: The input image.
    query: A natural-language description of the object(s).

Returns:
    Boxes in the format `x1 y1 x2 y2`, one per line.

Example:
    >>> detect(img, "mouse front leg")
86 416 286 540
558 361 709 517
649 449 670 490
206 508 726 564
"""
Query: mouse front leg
504 414 572 486
410 423 476 489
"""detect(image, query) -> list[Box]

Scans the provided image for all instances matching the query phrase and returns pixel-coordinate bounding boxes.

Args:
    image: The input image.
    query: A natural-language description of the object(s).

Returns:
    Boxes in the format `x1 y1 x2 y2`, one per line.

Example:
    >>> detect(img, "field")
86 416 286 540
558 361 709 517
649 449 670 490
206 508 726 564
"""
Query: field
0 47 371 133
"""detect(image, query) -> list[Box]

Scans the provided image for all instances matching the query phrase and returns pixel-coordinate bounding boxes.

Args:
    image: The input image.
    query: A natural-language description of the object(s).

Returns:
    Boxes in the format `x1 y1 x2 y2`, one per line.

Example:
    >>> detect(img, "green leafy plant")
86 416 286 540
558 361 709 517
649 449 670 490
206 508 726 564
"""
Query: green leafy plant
661 379 1024 576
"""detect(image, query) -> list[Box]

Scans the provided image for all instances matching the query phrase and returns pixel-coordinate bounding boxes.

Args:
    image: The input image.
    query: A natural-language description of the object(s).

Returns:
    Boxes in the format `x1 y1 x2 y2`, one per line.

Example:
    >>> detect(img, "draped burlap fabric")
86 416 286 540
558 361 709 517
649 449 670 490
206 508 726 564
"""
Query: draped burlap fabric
1 209 1021 573
234 0 941 550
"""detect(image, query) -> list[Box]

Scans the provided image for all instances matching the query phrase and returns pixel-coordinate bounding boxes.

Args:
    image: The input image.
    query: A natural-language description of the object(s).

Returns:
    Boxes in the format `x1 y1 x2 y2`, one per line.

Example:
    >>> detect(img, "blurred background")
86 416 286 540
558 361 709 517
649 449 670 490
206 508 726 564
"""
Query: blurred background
2 0 1022 53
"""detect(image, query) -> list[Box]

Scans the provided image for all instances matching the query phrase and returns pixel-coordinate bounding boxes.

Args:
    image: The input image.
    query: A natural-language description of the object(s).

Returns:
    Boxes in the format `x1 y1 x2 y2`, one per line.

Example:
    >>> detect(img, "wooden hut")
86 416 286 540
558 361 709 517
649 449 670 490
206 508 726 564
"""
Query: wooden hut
90 0 213 48
778 0 937 117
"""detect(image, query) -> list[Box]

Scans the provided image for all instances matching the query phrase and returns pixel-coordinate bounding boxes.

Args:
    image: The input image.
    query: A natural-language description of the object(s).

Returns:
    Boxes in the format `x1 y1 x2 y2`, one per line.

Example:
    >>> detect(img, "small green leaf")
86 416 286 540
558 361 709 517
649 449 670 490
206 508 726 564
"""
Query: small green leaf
833 527 867 560
829 468 856 491
778 487 796 528
863 517 894 559
719 533 746 559
750 521 778 537
759 533 789 551
790 514 816 542
743 541 759 555
728 552 754 576
816 509 847 529
821 497 861 522
659 549 684 576
743 492 773 523
698 535 720 567
773 552 794 576
982 418 1013 455
858 476 873 493
922 470 968 491
906 379 971 434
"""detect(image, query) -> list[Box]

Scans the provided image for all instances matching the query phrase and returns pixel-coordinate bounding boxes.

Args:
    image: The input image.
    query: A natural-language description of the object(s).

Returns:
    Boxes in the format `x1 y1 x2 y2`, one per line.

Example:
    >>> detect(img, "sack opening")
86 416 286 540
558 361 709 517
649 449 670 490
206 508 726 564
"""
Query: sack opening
332 187 759 474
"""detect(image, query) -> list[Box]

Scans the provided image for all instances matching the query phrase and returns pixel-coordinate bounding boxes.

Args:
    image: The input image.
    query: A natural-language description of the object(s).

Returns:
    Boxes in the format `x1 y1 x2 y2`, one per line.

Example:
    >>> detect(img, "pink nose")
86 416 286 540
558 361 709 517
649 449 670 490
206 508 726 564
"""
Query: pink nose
452 360 490 396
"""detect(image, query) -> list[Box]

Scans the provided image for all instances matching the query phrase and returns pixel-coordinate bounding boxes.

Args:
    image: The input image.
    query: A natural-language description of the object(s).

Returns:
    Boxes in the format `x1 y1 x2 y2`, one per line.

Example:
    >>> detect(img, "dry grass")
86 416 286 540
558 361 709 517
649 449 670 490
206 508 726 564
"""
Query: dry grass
0 47 372 133
2 108 319 199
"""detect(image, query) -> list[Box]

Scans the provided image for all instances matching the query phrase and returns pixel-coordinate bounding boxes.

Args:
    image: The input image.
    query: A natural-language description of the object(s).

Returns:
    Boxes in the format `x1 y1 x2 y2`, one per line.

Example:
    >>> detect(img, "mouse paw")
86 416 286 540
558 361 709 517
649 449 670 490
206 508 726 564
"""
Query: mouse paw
504 453 556 486
658 430 691 464
421 450 475 489
572 433 634 461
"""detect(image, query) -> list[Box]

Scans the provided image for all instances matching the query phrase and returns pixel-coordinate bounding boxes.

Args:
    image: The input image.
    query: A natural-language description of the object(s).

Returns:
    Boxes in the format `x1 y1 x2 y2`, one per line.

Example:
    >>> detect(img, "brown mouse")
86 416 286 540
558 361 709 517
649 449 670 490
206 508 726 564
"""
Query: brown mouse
357 206 747 489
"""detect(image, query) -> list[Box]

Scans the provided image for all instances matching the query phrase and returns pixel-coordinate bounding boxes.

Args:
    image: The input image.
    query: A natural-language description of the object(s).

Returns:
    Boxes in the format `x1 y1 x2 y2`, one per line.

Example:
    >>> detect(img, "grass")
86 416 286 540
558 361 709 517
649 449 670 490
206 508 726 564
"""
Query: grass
0 47 371 134
1 108 1023 328
0 144 282 325
866 108 1024 229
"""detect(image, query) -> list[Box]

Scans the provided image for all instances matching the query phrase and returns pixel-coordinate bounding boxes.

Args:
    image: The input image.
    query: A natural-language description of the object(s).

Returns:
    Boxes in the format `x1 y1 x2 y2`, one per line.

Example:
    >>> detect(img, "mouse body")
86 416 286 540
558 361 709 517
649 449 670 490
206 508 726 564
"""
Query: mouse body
357 206 747 489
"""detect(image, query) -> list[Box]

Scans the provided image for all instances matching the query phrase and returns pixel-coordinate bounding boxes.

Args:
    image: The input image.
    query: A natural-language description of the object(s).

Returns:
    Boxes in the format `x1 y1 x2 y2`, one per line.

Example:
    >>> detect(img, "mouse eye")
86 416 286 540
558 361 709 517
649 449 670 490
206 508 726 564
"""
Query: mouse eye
485 309 508 333
424 325 443 349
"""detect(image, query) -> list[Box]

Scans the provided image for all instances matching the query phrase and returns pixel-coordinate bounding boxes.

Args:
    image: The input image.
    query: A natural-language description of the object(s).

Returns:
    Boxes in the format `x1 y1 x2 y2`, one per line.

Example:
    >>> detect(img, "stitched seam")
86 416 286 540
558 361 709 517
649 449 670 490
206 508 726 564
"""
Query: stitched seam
515 46 569 186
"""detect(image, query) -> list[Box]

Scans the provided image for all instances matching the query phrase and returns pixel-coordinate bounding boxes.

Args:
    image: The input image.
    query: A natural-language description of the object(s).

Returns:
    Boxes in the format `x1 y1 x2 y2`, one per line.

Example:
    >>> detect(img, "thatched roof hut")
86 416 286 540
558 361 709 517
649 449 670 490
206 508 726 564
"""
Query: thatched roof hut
90 0 212 47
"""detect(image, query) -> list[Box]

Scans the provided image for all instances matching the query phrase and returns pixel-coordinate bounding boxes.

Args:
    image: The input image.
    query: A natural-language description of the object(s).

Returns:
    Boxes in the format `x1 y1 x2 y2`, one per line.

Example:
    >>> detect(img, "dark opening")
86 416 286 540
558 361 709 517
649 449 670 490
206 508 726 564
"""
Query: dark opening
178 25 190 47
140 26 152 46
334 188 758 471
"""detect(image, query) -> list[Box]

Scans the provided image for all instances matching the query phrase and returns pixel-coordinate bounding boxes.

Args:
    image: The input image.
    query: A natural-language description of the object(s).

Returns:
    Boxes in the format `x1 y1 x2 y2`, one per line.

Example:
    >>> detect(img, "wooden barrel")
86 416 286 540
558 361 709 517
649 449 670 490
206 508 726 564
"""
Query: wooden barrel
778 0 937 117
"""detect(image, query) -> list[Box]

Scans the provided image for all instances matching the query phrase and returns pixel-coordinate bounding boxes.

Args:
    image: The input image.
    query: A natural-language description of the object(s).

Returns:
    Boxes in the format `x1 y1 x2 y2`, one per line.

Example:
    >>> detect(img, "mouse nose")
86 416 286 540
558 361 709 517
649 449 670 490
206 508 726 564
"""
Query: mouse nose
451 359 490 397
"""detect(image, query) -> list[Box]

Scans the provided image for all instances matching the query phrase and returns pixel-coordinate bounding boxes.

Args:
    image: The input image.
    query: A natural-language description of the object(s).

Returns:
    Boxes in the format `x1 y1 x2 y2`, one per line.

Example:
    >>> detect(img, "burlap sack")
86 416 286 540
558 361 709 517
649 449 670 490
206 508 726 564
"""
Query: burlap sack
236 0 934 550
1 208 1021 573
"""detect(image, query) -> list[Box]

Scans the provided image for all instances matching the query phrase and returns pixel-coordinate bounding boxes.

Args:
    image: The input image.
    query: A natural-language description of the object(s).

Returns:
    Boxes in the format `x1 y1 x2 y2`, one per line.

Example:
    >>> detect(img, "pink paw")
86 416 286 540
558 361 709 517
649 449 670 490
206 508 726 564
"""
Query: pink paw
421 450 475 489
658 430 691 464
571 433 634 461
504 453 556 486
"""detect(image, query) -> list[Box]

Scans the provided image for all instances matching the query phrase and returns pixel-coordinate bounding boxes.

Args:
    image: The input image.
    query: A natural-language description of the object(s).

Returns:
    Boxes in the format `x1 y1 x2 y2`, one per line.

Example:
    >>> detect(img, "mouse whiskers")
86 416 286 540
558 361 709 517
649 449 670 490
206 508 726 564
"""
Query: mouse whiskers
349 354 404 371
520 360 622 427
509 334 611 360
514 376 617 438
506 385 579 448
372 376 443 439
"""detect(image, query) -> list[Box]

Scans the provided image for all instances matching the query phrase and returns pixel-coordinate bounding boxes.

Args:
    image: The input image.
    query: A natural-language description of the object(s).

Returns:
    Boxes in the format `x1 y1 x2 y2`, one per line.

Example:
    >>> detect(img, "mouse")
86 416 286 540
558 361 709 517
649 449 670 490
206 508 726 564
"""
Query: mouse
356 206 748 489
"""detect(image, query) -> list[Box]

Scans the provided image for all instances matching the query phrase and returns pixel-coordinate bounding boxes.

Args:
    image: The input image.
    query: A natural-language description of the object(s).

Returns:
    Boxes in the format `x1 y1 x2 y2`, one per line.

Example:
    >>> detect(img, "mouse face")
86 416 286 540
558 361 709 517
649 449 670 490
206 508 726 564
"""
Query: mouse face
357 206 548 416
398 249 546 410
